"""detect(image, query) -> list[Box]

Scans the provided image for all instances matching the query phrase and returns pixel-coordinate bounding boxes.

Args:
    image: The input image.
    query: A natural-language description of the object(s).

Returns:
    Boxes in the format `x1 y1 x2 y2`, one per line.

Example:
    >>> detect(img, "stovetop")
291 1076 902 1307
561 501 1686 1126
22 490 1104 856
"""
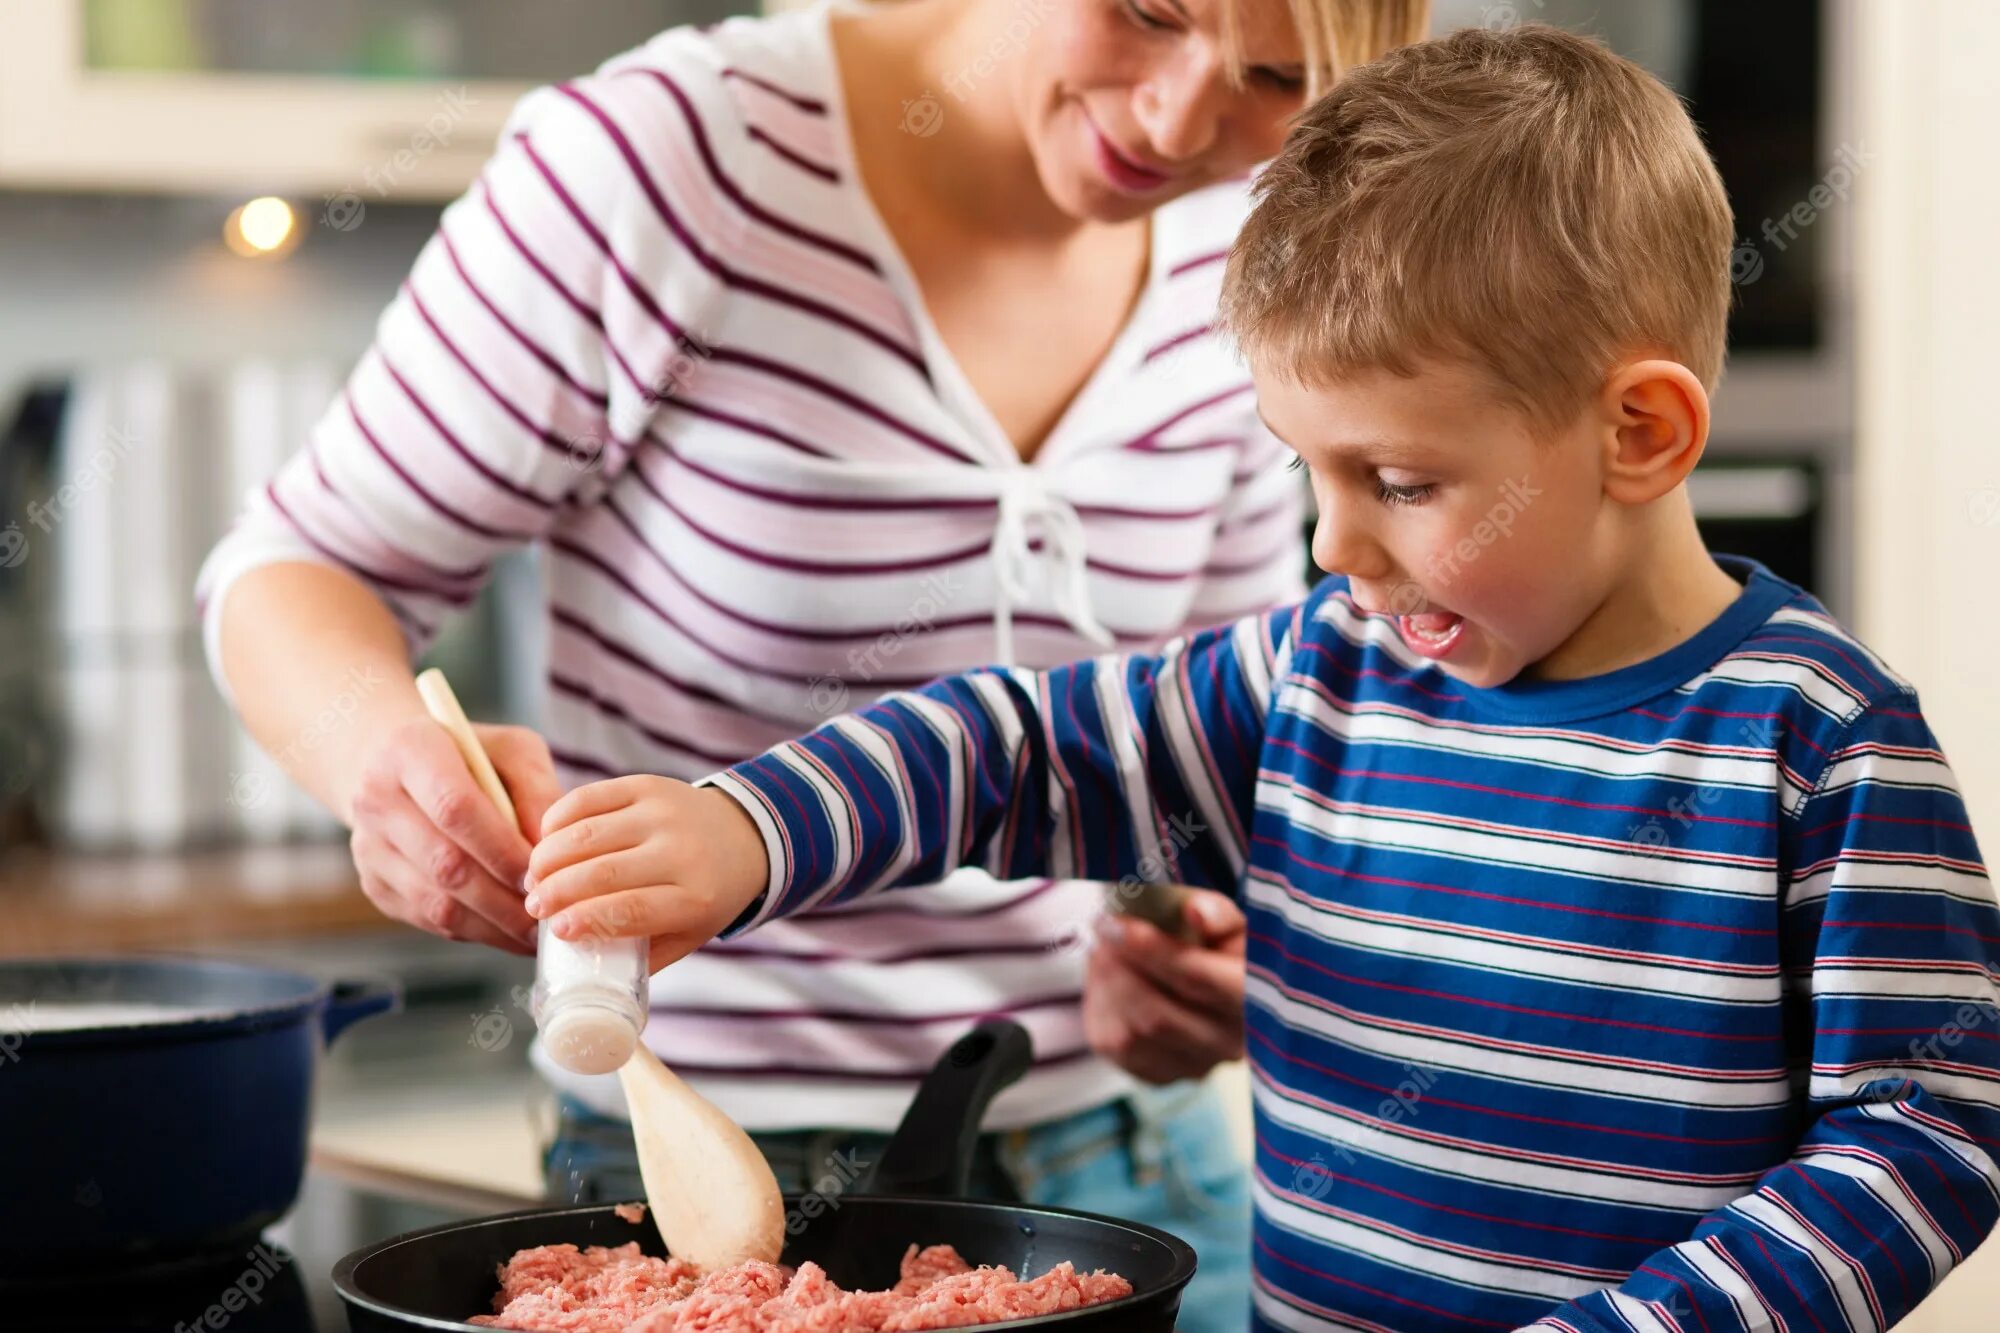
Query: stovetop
7 1166 484 1333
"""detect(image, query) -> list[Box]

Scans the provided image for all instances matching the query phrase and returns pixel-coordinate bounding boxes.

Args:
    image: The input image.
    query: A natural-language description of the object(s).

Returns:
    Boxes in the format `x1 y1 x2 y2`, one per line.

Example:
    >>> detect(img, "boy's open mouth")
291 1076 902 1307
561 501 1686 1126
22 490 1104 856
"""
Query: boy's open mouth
1396 611 1465 660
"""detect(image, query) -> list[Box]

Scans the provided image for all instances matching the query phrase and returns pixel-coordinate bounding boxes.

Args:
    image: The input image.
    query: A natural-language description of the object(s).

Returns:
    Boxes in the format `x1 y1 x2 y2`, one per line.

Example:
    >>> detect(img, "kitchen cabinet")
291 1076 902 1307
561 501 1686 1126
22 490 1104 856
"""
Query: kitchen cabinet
0 0 782 200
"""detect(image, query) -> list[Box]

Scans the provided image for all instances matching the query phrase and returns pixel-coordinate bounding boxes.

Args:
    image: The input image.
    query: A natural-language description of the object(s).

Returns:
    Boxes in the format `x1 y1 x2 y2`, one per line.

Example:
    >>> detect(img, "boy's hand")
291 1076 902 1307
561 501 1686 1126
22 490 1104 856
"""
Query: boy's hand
1083 889 1247 1084
523 776 770 973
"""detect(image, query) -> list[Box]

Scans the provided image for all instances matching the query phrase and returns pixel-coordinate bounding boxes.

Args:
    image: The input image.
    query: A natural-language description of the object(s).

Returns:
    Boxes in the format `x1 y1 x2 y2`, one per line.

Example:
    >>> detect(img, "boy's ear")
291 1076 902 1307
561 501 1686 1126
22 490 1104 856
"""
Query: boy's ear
1597 359 1710 506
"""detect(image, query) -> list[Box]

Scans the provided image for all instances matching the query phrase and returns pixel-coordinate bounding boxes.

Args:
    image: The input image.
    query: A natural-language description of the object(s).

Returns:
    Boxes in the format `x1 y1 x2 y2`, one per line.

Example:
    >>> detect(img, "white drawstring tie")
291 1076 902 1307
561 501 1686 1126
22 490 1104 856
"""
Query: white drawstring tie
987 470 1115 667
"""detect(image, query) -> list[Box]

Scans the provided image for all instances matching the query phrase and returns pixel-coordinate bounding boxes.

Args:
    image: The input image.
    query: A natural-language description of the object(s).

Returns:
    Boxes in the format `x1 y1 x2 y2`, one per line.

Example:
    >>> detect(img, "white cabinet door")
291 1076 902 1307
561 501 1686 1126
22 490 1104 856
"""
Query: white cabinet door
0 0 773 200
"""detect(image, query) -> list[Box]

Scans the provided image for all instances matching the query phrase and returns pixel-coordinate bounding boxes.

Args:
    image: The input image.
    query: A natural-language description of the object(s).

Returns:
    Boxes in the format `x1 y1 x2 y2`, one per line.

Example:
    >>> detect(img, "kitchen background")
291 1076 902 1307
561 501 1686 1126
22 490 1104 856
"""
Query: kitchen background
0 0 1993 1328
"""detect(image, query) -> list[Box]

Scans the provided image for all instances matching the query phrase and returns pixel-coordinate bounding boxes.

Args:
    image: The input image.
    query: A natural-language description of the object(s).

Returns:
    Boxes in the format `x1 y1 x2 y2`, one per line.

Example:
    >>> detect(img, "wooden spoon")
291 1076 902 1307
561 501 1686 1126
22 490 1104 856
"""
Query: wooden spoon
415 668 786 1270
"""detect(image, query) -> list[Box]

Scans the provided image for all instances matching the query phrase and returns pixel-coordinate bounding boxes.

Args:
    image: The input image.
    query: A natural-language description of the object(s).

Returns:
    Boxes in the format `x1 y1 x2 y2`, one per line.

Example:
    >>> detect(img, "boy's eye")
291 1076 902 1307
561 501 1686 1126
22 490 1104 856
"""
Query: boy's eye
1121 0 1173 31
1286 454 1307 473
1374 478 1435 506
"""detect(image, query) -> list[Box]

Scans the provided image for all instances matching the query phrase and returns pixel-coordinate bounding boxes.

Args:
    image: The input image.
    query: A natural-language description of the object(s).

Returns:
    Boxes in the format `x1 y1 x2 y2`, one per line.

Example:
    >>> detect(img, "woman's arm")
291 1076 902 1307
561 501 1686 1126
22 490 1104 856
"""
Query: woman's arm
200 47 736 951
216 561 559 954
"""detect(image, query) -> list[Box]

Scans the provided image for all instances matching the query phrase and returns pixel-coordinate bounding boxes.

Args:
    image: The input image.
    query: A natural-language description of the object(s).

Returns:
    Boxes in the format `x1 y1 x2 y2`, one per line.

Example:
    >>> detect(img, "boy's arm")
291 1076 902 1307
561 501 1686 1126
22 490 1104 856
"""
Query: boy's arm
1523 701 2000 1333
702 602 1304 934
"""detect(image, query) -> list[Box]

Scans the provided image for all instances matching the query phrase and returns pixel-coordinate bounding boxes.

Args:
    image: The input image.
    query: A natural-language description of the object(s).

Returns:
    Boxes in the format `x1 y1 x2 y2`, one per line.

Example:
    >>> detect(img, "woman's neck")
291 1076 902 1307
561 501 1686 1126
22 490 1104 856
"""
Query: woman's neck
832 0 1081 245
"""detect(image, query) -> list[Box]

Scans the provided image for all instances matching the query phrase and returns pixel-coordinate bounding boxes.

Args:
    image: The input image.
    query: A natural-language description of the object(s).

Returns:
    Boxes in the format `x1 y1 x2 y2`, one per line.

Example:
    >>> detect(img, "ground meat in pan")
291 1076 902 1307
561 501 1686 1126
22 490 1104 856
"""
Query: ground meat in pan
468 1242 1132 1332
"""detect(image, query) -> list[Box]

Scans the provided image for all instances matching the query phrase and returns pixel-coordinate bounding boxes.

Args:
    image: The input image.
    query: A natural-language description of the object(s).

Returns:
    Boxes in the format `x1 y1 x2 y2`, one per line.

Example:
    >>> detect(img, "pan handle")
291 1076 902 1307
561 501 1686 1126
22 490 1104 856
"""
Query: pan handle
863 1019 1033 1198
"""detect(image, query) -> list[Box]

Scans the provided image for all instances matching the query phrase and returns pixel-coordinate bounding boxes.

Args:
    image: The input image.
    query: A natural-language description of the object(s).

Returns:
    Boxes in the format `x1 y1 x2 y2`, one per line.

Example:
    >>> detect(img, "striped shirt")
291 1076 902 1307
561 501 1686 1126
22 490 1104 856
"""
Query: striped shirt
707 557 2000 1331
195 2 1303 1130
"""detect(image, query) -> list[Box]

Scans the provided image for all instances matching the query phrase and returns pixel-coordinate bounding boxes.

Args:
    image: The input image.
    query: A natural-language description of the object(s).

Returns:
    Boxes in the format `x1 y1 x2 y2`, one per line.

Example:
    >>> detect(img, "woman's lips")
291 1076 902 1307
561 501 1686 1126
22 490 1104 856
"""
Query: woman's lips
1396 611 1466 661
1082 111 1172 194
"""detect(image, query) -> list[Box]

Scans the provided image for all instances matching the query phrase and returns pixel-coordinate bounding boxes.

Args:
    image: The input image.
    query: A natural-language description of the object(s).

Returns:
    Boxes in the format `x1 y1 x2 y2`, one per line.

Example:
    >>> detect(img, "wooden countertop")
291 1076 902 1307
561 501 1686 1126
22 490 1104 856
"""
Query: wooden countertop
0 841 387 956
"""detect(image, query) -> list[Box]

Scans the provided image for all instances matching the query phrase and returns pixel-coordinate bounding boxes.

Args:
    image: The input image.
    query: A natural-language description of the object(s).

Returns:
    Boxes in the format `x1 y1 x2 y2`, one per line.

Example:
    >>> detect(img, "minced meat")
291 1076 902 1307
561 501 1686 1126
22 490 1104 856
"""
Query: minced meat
468 1242 1132 1332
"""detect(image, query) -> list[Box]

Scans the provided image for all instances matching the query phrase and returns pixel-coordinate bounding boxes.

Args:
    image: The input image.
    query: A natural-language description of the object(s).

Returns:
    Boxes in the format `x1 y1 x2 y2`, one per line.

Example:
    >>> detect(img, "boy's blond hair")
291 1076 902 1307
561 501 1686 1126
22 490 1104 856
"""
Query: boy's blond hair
1220 0 1431 98
1222 23 1736 433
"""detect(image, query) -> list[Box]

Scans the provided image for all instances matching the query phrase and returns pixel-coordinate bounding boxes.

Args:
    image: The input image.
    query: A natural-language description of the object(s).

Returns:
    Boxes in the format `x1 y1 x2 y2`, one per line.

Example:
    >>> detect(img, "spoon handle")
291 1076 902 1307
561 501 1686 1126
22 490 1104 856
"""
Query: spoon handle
415 668 517 829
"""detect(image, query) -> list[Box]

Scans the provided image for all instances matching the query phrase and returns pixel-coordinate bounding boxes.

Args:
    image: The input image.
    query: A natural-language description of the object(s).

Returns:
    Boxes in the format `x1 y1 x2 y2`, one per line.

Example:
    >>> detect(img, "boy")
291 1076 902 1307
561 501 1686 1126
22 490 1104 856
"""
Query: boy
519 24 2000 1332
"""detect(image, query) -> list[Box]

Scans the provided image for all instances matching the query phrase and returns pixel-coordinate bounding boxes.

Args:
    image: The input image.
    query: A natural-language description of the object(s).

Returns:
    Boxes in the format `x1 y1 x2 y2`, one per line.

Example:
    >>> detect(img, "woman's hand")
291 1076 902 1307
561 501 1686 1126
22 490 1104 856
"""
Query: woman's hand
345 719 563 955
523 775 771 973
1083 889 1247 1084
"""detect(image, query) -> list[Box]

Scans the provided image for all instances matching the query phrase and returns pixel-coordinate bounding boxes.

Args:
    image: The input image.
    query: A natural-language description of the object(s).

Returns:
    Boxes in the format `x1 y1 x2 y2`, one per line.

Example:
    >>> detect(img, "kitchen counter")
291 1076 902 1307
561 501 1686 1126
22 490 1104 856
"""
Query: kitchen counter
0 842 384 956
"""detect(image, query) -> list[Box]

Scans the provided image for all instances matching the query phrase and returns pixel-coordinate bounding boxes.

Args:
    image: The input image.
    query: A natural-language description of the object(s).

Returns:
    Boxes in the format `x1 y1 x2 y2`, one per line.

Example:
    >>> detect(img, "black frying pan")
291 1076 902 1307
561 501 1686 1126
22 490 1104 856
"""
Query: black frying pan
334 1021 1197 1332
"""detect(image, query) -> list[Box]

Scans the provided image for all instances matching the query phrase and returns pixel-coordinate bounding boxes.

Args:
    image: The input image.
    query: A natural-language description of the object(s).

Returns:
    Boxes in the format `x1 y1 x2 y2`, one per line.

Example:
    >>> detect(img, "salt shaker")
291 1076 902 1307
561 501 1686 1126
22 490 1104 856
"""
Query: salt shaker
413 667 651 1076
531 923 647 1075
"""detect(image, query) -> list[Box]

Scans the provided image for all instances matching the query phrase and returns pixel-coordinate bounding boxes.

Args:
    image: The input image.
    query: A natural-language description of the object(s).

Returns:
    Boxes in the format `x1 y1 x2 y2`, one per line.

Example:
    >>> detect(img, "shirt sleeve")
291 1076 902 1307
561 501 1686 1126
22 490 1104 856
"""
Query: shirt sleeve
195 41 736 680
1521 699 2000 1333
702 599 1306 934
1182 427 1310 632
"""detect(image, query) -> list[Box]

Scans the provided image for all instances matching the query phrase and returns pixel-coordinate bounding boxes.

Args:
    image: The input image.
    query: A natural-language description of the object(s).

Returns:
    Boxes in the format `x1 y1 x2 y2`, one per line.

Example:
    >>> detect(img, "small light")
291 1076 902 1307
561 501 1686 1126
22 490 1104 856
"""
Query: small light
224 197 299 258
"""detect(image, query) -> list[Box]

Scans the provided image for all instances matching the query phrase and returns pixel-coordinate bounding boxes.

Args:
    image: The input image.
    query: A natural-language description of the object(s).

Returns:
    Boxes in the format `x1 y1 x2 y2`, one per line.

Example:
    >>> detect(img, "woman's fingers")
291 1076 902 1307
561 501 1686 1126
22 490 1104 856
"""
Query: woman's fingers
354 839 536 955
1184 889 1247 946
525 806 653 890
479 723 565 841
399 721 535 887
353 780 537 946
1083 946 1240 1083
1099 914 1246 1015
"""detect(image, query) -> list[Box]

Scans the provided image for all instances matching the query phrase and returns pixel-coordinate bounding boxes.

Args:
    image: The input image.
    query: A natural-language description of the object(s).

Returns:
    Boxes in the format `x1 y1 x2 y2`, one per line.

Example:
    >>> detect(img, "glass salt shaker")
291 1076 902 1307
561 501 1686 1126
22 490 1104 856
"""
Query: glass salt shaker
532 922 647 1075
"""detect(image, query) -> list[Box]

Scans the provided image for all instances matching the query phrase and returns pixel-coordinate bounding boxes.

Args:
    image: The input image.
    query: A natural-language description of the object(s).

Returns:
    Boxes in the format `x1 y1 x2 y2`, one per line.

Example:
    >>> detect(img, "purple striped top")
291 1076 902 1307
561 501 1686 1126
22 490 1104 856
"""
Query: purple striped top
197 0 1304 1130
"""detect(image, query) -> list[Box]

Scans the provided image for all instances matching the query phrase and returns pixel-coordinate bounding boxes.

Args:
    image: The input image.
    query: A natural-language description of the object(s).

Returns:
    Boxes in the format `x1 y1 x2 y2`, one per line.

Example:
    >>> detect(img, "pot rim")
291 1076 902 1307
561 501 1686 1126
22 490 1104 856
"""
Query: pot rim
0 953 340 1049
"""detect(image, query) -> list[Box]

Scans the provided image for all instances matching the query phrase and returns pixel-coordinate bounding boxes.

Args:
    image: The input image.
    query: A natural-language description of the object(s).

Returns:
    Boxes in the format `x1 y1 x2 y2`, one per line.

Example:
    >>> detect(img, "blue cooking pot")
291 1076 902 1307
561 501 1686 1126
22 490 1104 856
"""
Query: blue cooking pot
0 955 398 1283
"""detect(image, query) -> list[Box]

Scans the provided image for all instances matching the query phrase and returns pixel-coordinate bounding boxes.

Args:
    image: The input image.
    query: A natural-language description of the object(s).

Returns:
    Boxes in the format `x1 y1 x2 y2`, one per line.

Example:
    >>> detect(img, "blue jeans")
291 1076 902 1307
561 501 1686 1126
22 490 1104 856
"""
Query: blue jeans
545 1081 1252 1333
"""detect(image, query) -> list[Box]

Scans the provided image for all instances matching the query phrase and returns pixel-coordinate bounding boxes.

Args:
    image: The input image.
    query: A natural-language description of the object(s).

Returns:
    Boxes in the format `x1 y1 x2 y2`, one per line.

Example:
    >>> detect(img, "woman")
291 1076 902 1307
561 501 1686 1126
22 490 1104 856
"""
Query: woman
199 1 1427 1327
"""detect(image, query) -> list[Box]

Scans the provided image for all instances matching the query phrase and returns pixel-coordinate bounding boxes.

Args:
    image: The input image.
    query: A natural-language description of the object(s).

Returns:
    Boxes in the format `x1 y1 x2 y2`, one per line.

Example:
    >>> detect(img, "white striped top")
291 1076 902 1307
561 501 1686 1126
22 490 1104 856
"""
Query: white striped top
197 0 1304 1129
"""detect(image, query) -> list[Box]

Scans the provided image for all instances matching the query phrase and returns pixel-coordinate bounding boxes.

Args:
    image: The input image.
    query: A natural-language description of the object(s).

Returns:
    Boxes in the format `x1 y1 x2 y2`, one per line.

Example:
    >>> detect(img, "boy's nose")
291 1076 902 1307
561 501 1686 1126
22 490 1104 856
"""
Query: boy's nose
1310 512 1389 582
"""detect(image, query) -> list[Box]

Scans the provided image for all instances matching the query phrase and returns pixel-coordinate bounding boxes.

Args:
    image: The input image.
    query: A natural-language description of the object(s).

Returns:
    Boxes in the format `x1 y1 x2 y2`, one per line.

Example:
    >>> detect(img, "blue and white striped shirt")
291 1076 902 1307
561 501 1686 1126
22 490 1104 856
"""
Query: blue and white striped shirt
708 555 2000 1331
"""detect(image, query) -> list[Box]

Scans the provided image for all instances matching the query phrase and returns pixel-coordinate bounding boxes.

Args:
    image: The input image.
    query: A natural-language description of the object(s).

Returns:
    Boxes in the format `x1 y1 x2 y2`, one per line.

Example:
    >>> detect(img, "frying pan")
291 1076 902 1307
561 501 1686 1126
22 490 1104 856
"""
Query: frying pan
334 1020 1199 1332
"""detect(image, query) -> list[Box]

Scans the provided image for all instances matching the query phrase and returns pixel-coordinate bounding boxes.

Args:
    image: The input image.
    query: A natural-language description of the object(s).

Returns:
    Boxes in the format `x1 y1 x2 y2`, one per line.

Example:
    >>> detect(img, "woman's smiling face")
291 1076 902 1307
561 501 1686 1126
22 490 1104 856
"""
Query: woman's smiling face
1014 0 1310 222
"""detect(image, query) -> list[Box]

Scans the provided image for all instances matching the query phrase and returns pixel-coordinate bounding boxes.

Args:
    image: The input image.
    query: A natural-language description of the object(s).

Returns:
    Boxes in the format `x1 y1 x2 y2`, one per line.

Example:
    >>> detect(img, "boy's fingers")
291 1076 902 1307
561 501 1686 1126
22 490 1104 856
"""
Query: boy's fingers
540 775 648 837
527 845 662 918
549 887 690 944
527 808 651 887
646 933 703 975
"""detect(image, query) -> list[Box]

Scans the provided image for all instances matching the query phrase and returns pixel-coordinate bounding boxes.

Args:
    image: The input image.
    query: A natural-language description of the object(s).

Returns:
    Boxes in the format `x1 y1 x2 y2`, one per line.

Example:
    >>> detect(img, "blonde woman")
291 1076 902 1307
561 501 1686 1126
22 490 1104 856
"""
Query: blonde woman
201 1 1426 1326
